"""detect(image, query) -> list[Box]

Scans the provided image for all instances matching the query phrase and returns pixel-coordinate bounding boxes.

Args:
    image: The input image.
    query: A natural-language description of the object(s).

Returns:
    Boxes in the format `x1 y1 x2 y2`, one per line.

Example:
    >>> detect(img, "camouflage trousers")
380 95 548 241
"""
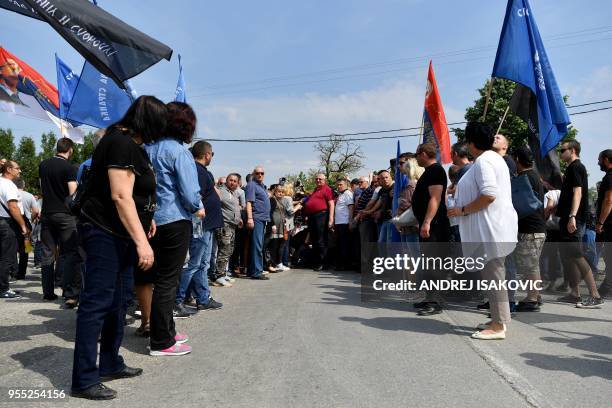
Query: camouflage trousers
215 225 237 276
515 232 546 277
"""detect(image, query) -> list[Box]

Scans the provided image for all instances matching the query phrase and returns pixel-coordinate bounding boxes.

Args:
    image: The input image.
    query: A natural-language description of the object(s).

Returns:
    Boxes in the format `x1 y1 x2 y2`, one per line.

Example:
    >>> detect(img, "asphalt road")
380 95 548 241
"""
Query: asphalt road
1 266 610 408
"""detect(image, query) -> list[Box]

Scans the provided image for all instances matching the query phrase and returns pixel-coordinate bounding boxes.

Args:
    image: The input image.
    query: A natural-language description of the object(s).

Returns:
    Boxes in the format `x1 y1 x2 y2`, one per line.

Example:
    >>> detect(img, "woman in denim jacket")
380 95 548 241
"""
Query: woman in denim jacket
137 102 205 356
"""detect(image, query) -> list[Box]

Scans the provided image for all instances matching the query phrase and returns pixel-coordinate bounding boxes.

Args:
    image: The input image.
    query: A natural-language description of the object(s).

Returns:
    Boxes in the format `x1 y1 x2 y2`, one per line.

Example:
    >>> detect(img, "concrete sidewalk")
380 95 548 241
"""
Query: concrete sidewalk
0 266 610 407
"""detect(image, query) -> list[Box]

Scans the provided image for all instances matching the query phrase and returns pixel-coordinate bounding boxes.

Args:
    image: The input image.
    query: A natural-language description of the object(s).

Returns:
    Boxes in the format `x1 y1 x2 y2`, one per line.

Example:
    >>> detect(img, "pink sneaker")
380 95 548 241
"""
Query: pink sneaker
149 342 192 356
174 332 189 344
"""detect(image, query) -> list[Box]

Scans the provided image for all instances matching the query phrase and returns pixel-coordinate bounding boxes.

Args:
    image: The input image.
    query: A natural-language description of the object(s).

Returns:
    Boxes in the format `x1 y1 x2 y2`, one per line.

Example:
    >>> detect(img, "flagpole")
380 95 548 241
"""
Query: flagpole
418 114 424 145
496 105 510 134
481 77 495 121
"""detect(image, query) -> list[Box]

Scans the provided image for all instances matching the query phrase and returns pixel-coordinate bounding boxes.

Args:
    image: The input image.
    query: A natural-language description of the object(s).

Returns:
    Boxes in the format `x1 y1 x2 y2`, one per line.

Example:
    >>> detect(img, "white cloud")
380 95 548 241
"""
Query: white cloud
193 78 464 183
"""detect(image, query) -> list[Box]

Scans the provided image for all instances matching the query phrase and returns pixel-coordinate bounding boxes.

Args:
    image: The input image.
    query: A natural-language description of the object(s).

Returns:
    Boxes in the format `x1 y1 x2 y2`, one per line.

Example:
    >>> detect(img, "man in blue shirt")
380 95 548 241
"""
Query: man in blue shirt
245 166 271 280
176 141 223 311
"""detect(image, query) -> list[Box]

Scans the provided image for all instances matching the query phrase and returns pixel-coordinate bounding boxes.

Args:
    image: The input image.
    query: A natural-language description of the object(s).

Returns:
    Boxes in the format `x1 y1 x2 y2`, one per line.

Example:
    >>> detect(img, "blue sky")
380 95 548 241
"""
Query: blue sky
1 0 611 187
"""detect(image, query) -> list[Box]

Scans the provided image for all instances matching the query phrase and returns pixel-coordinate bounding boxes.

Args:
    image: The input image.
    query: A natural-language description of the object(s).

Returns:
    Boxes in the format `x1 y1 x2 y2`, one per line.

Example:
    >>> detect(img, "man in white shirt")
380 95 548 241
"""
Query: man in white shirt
14 178 39 280
0 161 29 299
334 178 354 270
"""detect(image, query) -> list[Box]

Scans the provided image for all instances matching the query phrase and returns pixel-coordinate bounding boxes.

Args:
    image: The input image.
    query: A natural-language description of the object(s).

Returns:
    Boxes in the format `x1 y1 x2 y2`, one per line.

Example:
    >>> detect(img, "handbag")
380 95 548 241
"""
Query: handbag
66 165 92 217
391 207 418 227
511 174 543 219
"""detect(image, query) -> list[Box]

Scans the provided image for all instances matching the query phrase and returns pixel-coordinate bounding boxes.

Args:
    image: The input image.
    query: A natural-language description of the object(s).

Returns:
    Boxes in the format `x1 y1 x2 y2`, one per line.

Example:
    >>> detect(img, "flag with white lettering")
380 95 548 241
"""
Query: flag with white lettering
65 60 131 128
0 0 42 20
174 54 186 102
492 0 570 159
55 54 79 120
21 0 172 88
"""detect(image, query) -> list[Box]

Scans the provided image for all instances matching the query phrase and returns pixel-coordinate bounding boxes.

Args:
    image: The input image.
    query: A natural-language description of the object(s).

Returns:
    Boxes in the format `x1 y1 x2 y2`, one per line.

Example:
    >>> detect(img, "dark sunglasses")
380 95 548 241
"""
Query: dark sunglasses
559 148 569 153
255 172 264 175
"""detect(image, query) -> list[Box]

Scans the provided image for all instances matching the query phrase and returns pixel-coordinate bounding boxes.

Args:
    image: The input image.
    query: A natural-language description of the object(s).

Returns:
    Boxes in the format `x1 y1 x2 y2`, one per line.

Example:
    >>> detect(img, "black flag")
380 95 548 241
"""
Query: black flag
509 84 563 189
20 0 172 88
0 0 42 20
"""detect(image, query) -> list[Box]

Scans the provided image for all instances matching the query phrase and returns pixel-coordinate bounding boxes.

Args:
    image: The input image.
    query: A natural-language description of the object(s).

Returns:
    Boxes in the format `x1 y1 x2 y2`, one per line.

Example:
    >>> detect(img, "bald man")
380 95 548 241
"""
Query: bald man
493 134 517 177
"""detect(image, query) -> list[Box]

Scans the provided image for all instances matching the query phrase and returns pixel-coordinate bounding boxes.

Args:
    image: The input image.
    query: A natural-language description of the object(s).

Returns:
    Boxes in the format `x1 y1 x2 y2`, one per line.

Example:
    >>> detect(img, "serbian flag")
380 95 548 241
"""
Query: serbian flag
0 46 83 141
422 61 451 164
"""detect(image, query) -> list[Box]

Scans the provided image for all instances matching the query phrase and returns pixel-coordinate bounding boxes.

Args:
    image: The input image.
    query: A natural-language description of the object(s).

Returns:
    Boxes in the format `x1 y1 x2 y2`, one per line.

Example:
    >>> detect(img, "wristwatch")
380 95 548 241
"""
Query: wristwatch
461 206 467 216
569 214 576 219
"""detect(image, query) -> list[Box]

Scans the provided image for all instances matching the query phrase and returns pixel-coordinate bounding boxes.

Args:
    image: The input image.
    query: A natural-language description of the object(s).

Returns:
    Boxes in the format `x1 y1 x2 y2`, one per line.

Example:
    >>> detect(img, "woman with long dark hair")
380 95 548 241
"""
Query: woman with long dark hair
72 96 166 400
144 101 204 356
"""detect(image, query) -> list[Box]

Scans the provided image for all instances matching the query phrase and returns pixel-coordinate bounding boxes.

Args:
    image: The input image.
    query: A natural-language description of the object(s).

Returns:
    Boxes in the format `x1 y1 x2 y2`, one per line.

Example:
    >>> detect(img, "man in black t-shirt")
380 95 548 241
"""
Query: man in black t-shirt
38 138 82 306
556 140 603 308
596 149 612 298
412 143 451 316
413 144 450 242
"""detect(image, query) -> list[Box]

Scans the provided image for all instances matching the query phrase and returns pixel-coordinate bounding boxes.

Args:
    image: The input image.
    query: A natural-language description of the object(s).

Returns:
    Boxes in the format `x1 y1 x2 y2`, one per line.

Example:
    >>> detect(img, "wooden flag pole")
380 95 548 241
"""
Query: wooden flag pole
496 105 510 134
418 114 424 145
480 77 495 121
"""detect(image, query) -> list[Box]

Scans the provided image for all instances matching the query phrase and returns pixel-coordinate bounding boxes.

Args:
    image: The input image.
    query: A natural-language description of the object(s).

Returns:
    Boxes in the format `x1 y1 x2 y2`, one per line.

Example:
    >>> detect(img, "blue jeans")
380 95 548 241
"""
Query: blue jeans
177 229 213 305
378 220 393 243
248 220 266 277
72 223 135 391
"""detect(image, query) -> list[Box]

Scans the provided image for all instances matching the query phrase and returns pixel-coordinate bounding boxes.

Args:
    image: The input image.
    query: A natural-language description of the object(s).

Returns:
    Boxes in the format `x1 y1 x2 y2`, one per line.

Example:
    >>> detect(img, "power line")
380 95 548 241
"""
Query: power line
569 105 612 115
199 102 611 144
178 25 612 97
566 98 612 108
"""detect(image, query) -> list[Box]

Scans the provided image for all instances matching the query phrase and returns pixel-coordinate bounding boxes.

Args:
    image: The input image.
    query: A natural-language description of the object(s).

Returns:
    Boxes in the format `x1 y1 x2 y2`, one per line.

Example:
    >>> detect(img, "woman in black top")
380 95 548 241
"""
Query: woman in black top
72 96 166 401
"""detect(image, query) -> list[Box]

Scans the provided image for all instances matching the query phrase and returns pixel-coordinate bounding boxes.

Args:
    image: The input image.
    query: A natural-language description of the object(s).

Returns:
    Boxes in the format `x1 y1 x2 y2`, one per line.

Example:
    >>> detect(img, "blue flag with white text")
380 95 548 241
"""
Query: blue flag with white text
175 54 186 102
391 140 407 243
55 54 80 120
492 0 570 158
66 61 132 128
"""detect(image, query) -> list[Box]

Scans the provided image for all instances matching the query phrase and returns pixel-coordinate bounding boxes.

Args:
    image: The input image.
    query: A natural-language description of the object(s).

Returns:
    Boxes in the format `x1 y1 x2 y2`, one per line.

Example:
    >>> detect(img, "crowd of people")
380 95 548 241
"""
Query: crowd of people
0 96 609 400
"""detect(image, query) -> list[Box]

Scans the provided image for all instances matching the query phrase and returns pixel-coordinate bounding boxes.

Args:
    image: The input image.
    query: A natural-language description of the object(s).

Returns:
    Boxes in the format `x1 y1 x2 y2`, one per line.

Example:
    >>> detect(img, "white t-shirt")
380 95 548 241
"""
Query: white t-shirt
455 150 518 259
334 190 354 225
544 190 560 208
0 177 20 218
20 190 38 220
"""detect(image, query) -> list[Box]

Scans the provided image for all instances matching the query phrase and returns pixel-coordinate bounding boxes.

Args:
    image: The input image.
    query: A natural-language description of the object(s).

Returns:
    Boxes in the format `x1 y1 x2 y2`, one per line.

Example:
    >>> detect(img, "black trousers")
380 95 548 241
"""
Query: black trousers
16 234 27 279
40 213 82 299
308 211 329 267
149 220 192 351
0 219 17 293
335 224 351 269
268 238 286 266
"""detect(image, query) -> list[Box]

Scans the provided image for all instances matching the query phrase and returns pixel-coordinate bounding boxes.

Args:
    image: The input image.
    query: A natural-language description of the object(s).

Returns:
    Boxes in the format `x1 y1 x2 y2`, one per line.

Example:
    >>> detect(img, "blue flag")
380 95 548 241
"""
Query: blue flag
492 0 570 157
391 140 408 243
54 54 80 120
175 54 186 102
66 61 132 128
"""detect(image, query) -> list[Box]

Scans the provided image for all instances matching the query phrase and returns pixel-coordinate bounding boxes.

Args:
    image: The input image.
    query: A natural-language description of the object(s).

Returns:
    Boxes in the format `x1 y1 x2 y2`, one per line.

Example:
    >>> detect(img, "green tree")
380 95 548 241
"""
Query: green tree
453 78 578 149
286 170 317 193
38 131 58 161
0 128 16 159
14 136 39 194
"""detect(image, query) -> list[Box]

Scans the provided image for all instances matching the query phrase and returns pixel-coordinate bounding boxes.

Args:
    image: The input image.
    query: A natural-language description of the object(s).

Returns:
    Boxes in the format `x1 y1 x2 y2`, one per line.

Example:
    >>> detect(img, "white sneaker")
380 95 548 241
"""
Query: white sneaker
280 264 291 271
262 270 270 275
223 276 236 283
215 277 232 287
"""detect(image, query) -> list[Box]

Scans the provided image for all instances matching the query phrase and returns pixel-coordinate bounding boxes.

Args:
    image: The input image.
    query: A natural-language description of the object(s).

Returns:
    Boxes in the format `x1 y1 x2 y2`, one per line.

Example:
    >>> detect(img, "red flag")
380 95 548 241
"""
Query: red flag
0 46 83 141
422 60 451 164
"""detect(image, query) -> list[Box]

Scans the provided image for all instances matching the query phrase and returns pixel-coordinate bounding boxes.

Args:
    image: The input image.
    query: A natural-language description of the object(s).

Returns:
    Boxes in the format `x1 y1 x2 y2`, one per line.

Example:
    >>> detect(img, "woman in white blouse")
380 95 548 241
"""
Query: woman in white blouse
448 122 517 340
